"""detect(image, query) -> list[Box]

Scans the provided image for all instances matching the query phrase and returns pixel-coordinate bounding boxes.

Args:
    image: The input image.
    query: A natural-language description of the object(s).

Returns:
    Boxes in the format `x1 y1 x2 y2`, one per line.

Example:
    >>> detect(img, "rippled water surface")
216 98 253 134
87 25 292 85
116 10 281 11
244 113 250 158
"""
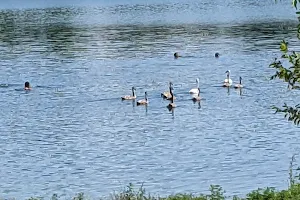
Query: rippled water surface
0 0 300 199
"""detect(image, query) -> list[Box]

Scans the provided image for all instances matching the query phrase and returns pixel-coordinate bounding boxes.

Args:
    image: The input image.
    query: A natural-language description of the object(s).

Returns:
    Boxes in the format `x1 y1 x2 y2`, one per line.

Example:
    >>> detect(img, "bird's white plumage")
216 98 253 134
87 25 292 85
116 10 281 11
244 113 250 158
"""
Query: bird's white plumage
223 70 232 86
189 78 200 94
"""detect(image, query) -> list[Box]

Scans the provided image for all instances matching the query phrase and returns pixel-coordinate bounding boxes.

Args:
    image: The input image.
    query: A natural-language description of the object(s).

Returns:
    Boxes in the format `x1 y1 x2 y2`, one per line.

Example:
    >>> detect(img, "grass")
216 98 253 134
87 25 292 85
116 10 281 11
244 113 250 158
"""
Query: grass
3 156 300 200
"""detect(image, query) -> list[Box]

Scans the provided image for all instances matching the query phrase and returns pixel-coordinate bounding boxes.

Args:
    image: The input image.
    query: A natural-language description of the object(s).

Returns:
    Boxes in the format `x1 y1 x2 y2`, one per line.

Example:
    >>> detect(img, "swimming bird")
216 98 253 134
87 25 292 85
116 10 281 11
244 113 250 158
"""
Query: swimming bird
137 92 148 105
161 82 176 100
223 70 233 87
121 87 136 100
189 78 200 94
174 52 181 59
215 52 220 58
192 88 201 102
24 81 32 90
234 77 243 88
167 86 176 109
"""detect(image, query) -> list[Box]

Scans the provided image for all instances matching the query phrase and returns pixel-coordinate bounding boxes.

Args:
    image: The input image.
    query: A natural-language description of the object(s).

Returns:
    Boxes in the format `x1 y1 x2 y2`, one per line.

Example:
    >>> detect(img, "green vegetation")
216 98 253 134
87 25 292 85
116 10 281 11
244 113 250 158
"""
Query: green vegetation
3 155 299 200
270 0 300 125
10 181 300 200
11 184 300 200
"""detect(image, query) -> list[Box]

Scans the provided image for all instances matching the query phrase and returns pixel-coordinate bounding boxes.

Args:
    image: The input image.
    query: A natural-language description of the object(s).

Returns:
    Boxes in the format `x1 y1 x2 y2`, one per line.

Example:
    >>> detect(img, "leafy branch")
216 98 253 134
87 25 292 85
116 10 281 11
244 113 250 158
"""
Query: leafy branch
269 0 300 125
272 103 300 125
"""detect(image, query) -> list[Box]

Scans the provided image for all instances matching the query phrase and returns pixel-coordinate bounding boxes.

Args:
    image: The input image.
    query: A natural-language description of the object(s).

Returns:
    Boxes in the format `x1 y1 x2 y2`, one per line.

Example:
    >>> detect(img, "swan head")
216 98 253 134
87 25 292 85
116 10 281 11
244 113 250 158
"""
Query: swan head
196 78 199 83
215 52 220 58
145 91 148 99
225 70 230 74
174 52 180 58
132 86 136 91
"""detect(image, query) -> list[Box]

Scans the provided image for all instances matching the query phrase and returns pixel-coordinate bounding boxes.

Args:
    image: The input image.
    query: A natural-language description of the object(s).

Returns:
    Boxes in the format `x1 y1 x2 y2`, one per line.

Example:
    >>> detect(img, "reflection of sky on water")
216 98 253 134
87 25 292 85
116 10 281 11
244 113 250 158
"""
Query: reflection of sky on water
0 0 297 26
0 0 300 199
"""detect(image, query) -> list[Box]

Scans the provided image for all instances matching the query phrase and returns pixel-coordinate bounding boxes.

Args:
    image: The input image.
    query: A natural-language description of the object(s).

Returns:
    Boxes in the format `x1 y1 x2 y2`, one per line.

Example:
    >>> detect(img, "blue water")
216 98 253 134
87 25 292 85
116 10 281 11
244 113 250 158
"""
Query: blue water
0 0 300 199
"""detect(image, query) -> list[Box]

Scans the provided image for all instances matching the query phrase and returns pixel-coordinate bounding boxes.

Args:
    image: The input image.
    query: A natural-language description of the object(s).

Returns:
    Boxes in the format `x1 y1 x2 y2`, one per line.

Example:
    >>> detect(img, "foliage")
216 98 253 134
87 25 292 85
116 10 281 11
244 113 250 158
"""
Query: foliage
269 0 300 124
272 103 300 125
111 183 154 200
73 193 86 200
288 154 300 187
7 182 300 200
16 156 300 200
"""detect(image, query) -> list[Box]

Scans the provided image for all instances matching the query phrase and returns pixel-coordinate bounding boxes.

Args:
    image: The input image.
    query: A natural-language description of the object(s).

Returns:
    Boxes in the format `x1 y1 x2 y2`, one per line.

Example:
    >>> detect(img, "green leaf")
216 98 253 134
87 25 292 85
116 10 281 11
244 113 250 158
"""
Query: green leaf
280 40 288 52
293 0 298 9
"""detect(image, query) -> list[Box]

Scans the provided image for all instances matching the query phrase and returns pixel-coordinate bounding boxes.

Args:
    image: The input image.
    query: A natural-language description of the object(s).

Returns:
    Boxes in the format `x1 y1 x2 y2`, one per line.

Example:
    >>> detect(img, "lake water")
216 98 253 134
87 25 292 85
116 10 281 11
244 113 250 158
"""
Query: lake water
1 0 300 199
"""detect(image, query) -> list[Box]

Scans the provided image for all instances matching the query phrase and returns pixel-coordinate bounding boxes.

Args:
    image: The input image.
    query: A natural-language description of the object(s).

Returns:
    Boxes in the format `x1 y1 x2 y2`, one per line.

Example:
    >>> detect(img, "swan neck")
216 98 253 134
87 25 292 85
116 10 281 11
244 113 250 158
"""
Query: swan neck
170 88 174 103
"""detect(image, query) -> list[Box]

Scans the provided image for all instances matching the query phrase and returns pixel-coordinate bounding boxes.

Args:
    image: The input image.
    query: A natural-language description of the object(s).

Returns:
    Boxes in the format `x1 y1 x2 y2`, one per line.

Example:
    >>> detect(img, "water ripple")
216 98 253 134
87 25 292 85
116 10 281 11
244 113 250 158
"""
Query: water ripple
0 1 299 199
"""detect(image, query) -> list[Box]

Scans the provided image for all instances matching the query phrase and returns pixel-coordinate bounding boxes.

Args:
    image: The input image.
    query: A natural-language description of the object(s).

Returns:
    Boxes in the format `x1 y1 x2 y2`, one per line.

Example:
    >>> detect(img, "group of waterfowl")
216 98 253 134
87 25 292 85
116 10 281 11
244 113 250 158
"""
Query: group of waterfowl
121 53 244 110
121 82 181 110
223 70 243 88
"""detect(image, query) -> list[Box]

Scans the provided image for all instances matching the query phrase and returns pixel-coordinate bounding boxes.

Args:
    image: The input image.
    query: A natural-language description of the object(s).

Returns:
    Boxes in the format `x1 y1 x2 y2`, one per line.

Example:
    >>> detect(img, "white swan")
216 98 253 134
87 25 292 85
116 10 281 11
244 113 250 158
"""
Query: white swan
192 88 201 102
189 78 200 94
223 70 233 87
